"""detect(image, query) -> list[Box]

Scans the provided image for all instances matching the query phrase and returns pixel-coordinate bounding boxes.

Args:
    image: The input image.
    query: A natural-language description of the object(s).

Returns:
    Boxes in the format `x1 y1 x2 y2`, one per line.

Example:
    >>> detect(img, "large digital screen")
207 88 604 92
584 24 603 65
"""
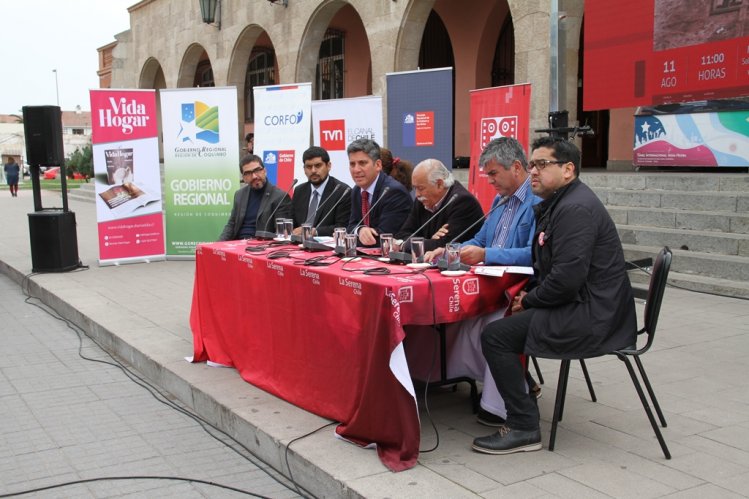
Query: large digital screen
584 0 749 110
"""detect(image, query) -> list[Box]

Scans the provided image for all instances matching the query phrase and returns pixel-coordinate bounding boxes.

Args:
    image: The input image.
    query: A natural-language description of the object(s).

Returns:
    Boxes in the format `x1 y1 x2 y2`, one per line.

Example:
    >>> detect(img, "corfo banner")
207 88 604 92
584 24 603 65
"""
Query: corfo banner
89 89 165 266
468 84 531 211
386 67 453 169
253 83 312 191
160 87 240 258
312 96 383 186
634 110 749 167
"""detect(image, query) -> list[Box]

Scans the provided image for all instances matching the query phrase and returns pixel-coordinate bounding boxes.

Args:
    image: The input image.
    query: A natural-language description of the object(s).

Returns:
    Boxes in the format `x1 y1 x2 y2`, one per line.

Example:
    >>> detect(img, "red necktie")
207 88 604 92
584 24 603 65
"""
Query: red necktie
361 191 370 226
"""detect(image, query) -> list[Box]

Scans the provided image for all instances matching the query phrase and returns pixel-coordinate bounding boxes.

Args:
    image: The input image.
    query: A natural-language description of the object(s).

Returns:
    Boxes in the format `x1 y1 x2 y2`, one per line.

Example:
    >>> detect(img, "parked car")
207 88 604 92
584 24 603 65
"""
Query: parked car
42 167 85 180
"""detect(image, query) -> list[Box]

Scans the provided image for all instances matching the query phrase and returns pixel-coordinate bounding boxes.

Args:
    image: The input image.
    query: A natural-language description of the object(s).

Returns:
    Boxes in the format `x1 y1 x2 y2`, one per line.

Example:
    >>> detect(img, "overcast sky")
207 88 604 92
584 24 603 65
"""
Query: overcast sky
1 0 134 115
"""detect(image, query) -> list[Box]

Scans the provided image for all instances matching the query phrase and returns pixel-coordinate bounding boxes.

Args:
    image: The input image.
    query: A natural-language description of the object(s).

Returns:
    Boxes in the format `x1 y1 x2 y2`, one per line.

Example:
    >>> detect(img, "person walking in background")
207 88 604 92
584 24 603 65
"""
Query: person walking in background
4 157 20 197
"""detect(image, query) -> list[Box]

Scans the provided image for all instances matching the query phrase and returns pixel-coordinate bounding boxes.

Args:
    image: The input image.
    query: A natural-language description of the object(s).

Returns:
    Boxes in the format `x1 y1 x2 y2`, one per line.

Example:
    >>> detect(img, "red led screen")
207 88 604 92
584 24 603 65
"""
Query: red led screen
584 0 749 110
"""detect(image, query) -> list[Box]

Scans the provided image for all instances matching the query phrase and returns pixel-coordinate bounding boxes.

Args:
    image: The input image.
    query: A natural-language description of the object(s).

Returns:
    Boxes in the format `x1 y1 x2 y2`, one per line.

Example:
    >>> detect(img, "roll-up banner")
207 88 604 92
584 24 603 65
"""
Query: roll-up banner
468 84 532 211
160 87 240 258
253 83 312 191
90 89 165 266
311 95 383 186
386 67 453 169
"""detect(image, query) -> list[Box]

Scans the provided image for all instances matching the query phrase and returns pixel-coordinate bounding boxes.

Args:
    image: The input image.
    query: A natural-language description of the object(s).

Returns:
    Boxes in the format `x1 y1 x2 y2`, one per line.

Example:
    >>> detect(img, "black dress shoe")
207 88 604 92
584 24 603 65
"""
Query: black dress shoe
476 408 506 427
472 425 542 455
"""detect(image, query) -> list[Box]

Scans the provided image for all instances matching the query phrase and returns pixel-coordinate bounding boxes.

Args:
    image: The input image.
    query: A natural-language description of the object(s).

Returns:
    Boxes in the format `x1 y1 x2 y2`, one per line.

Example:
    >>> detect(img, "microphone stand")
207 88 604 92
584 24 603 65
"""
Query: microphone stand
254 178 298 240
389 193 459 264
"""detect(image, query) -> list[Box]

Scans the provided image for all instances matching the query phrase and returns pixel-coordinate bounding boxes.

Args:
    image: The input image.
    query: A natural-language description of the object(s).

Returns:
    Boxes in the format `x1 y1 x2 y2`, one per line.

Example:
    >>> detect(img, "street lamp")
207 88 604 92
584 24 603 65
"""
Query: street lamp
199 0 221 29
52 69 60 107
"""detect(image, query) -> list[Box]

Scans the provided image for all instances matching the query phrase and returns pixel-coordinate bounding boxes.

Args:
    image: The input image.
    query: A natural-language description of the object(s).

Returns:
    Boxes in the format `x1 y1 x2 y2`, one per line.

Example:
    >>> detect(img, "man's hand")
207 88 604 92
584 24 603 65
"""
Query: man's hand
358 227 378 246
431 224 449 240
511 290 527 313
424 247 445 263
292 226 303 236
459 245 485 265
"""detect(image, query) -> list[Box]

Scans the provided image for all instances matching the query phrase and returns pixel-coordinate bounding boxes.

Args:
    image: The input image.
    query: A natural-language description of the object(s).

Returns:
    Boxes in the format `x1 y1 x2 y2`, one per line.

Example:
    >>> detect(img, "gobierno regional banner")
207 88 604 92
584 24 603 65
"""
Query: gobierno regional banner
89 89 165 266
160 87 240 258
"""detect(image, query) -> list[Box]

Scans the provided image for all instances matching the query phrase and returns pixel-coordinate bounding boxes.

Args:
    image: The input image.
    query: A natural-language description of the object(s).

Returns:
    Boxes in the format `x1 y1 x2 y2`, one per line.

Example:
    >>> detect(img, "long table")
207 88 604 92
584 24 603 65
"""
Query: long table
189 240 525 471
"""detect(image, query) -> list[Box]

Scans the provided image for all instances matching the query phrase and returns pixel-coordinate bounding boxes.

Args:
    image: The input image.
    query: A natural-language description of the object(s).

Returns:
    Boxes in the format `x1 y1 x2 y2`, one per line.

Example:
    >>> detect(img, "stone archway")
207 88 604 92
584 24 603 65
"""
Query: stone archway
177 43 212 89
139 57 166 90
227 25 278 137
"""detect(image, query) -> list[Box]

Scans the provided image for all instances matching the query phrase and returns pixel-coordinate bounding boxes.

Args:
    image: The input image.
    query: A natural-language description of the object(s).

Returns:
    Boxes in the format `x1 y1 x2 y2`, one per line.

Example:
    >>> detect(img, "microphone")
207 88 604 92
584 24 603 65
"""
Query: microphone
254 178 298 240
303 186 352 252
433 195 510 270
389 193 459 263
291 183 343 243
349 186 391 235
447 195 509 245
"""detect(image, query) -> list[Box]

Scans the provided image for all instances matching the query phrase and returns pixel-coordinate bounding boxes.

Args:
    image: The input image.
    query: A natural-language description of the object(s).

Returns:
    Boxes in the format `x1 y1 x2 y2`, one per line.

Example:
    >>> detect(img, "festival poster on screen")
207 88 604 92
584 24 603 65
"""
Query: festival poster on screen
468 84 531 212
584 0 749 110
89 89 165 266
386 67 453 170
253 83 312 190
160 87 240 258
311 96 383 186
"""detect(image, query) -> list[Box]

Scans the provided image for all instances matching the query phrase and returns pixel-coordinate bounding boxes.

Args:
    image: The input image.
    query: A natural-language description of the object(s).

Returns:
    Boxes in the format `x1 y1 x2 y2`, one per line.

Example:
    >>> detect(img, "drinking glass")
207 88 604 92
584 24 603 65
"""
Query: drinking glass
446 242 461 271
380 233 393 258
344 234 358 258
410 237 425 263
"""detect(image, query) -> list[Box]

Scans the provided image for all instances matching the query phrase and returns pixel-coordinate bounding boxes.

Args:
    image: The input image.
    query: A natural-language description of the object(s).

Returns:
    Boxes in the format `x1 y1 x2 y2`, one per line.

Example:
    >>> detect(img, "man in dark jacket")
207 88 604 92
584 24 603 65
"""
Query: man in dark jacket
292 146 351 237
473 137 637 455
218 154 292 241
394 158 483 251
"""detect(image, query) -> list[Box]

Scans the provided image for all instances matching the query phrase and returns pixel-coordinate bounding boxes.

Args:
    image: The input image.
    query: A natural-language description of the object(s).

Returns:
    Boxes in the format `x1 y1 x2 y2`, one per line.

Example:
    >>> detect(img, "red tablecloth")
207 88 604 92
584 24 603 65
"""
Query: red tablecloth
190 240 525 471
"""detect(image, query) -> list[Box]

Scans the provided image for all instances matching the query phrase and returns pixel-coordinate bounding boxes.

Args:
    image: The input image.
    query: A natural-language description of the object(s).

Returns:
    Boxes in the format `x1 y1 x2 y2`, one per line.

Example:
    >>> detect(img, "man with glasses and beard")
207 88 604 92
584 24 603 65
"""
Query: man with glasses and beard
219 154 293 241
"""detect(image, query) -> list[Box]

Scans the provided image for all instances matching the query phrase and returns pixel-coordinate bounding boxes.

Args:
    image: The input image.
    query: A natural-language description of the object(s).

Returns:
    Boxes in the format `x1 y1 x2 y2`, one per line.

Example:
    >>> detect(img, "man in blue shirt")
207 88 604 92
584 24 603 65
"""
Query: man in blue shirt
421 137 541 426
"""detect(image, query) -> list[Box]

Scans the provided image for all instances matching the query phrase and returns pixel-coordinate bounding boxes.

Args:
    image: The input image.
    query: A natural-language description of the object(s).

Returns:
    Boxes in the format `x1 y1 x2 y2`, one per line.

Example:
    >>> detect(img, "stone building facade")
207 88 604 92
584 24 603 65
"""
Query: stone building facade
102 0 631 168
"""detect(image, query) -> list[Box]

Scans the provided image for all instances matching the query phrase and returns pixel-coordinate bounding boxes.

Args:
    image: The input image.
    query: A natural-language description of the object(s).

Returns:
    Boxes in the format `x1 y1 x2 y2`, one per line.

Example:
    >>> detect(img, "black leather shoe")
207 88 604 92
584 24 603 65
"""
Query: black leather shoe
476 408 506 427
472 425 542 455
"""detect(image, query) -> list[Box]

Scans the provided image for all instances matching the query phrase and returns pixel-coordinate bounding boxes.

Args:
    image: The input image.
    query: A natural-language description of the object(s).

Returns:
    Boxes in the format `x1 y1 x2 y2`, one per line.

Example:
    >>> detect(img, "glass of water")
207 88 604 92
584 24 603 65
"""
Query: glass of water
333 227 347 252
301 223 313 244
380 233 393 258
283 219 293 240
344 234 358 258
275 218 285 239
446 242 461 271
410 237 425 263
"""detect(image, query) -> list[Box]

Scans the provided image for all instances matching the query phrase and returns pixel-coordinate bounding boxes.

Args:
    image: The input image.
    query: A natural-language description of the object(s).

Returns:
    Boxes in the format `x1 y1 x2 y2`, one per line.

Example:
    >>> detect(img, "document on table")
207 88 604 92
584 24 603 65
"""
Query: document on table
473 266 534 277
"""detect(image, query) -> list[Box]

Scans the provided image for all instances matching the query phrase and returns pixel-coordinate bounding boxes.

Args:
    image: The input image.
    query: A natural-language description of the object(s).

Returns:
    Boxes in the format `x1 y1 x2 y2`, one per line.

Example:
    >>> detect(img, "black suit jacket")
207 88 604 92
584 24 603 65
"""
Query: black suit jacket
394 181 484 251
292 176 351 237
218 182 293 241
346 172 412 242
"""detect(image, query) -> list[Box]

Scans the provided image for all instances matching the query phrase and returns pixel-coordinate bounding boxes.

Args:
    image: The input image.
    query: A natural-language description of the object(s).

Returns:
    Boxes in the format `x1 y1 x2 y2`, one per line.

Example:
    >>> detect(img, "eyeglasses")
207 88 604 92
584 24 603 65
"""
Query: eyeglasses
242 166 265 177
527 159 566 171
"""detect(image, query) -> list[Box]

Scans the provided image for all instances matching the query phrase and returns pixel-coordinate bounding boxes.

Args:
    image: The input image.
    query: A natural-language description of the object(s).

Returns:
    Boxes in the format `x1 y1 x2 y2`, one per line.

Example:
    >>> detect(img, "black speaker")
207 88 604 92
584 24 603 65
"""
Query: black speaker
28 211 79 272
22 106 65 166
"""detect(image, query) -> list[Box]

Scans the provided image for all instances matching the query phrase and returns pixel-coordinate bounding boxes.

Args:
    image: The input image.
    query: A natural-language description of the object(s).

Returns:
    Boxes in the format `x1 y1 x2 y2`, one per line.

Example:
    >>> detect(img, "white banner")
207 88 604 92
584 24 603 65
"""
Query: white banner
311 96 383 186
159 87 240 258
253 83 312 190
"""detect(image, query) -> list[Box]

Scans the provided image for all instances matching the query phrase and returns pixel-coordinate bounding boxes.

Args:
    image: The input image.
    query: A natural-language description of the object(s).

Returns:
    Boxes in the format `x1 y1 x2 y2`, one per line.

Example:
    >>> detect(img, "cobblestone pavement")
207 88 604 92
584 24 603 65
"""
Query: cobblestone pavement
0 272 300 499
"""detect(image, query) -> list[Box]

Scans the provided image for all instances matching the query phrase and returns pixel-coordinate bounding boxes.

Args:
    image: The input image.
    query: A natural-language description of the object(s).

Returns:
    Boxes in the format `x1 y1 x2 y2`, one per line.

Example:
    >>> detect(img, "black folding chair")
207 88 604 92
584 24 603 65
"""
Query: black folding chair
547 246 672 459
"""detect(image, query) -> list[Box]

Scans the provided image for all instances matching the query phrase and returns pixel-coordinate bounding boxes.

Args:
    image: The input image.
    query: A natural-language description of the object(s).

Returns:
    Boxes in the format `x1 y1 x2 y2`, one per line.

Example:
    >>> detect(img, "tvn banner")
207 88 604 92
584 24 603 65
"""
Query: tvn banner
253 83 312 190
89 89 165 266
312 96 383 186
386 67 453 169
160 87 240 258
468 84 531 211
634 110 749 167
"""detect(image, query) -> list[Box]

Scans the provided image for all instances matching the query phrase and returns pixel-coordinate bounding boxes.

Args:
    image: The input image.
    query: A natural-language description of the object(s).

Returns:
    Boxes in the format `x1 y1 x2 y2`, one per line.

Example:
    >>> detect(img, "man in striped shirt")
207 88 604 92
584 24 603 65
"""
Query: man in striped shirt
423 137 541 427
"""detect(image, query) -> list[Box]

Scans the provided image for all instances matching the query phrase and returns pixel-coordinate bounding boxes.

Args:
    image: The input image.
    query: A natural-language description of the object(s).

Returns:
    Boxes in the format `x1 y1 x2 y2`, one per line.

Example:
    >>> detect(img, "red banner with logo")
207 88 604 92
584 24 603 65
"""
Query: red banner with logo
468 84 532 211
89 89 165 265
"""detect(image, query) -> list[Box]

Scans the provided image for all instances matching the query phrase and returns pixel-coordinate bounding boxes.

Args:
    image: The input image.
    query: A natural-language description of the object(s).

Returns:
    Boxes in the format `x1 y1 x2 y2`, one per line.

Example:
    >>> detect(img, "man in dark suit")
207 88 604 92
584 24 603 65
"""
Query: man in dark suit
218 154 292 241
394 158 484 251
291 146 351 237
346 139 411 246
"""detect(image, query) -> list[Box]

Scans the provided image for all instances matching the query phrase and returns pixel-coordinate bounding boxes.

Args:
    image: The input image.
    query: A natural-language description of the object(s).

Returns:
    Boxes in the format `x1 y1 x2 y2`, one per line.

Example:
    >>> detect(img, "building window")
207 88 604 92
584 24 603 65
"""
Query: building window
244 48 276 123
72 128 85 135
316 29 345 100
194 60 215 87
